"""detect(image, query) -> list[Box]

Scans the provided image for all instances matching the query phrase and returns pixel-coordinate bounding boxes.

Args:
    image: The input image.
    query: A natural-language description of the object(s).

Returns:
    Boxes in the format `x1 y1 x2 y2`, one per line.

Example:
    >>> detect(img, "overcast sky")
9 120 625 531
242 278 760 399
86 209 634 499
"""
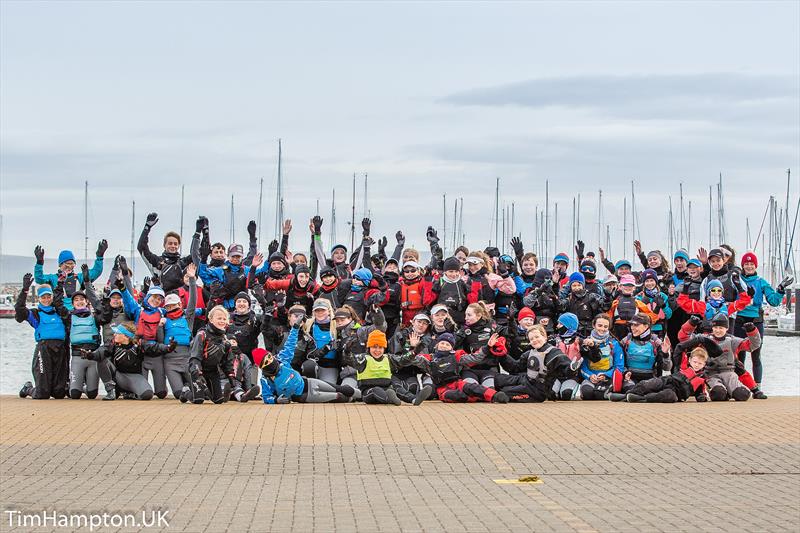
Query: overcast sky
1 1 798 266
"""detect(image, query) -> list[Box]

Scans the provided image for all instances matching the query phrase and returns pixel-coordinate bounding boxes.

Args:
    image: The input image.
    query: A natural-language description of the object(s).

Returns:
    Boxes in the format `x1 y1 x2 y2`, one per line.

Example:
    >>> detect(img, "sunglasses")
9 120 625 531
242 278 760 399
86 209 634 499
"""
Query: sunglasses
709 288 723 293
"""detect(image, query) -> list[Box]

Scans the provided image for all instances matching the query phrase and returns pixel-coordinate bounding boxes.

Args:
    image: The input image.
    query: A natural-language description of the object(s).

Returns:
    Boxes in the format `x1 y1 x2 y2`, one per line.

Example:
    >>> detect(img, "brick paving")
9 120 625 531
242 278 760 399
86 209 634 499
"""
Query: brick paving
1 396 799 532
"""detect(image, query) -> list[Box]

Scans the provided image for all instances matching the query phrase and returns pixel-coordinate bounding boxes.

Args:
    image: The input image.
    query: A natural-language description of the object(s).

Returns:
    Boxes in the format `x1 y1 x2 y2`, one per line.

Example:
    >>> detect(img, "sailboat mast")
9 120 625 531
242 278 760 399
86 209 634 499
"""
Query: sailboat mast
257 178 264 244
679 183 684 249
494 178 500 247
785 169 791 269
130 201 135 280
623 197 627 259
180 185 185 246
363 173 368 218
443 194 447 257
350 173 356 252
330 188 337 246
230 195 235 243
275 139 283 238
545 180 549 260
84 180 88 263
554 202 558 260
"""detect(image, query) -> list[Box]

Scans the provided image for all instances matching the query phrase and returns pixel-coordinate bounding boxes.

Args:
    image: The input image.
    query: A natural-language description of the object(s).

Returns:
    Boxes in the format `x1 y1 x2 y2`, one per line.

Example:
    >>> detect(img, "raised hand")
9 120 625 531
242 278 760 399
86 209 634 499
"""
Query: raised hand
22 273 33 291
575 240 585 258
145 212 159 230
282 219 292 236
598 246 606 262
117 255 129 277
510 237 524 257
697 247 708 263
777 276 794 294
378 236 388 255
34 245 45 265
248 220 257 240
96 239 108 258
186 263 196 279
395 231 405 247
81 263 90 280
361 217 371 235
633 240 642 255
196 216 205 234
409 332 420 348
312 216 323 235
251 253 264 268
426 226 439 244
268 240 279 255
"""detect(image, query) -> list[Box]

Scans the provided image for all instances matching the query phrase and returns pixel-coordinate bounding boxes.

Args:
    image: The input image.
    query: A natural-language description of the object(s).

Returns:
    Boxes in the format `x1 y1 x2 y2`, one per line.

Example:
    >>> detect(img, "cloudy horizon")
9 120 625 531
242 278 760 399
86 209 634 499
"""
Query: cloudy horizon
1 1 798 266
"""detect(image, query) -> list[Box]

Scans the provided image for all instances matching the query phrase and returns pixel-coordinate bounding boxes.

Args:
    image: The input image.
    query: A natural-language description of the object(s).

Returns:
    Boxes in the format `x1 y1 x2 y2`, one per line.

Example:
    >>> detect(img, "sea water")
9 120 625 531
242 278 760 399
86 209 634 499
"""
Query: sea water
1 319 798 396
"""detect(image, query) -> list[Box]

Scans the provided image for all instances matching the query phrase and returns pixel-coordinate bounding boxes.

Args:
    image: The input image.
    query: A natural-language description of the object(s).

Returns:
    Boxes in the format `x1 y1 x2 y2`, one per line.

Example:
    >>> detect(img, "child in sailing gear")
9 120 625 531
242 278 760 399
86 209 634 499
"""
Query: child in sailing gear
553 312 582 362
417 333 509 403
83 323 177 401
455 302 500 388
558 272 604 336
121 280 167 398
676 278 752 322
737 251 791 387
522 269 560 332
495 325 582 402
619 314 672 389
138 212 192 292
33 243 106 309
577 315 625 400
432 257 470 323
388 315 436 403
636 269 672 337
15 274 70 400
678 313 762 401
607 275 658 340
344 330 430 405
158 263 197 399
186 306 238 404
611 346 708 403
257 320 354 404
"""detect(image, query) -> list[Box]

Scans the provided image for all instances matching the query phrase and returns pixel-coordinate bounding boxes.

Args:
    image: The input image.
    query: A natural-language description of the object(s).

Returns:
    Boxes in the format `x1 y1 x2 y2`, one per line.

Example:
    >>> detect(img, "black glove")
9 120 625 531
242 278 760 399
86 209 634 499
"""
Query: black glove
274 292 287 308
144 212 159 230
731 270 741 286
312 216 323 235
744 322 757 333
510 237 524 258
114 276 125 290
361 217 371 236
142 276 151 295
426 226 439 244
575 240 585 259
200 237 211 263
777 276 794 294
195 216 205 234
395 231 405 247
167 338 177 352
22 273 33 291
80 263 90 280
698 337 723 359
689 315 702 327
117 255 129 277
79 348 94 360
95 240 108 258
292 319 304 330
151 275 160 287
378 236 387 256
268 240 279 255
497 262 509 277
248 220 257 240
747 285 755 297
675 283 687 294
34 245 45 265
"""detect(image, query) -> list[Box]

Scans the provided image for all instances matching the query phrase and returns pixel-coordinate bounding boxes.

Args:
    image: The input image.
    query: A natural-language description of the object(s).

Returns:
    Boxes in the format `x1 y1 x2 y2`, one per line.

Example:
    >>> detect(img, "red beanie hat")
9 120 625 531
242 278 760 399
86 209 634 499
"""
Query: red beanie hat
741 252 758 268
252 348 270 368
517 307 536 322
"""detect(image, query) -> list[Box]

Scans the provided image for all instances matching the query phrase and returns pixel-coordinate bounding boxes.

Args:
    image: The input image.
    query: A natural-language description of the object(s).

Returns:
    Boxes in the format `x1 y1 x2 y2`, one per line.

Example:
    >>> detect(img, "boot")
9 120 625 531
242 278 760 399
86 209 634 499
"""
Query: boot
19 381 33 398
626 393 645 403
336 384 355 398
492 391 510 404
102 382 117 401
608 392 627 402
413 385 432 406
240 385 261 402
751 388 768 400
386 388 402 406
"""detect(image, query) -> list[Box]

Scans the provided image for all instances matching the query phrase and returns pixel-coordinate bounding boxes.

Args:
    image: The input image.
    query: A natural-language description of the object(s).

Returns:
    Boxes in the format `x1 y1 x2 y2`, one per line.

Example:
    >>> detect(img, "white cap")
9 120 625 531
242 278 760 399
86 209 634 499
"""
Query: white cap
465 256 483 265
413 313 431 323
603 274 619 285
164 294 181 306
430 304 448 315
402 261 422 270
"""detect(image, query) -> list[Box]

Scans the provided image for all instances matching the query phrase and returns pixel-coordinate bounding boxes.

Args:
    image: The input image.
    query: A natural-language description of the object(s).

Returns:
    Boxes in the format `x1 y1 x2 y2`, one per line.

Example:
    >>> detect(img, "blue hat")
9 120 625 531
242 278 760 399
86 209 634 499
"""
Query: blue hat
553 252 570 264
146 287 166 300
687 258 702 268
331 244 348 254
109 289 122 297
58 250 76 265
435 332 456 348
352 268 373 284
112 324 137 339
614 259 632 270
568 272 585 287
499 254 514 265
706 279 724 294
641 269 659 284
37 286 53 297
673 249 690 262
557 313 579 335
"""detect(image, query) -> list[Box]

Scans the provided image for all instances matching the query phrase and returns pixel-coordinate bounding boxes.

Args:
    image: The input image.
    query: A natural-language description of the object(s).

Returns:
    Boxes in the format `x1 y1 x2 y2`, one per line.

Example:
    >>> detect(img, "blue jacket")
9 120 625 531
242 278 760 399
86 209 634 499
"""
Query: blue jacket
513 275 534 296
34 257 104 309
740 274 783 319
24 305 67 342
261 327 305 404
198 261 256 309
121 287 164 331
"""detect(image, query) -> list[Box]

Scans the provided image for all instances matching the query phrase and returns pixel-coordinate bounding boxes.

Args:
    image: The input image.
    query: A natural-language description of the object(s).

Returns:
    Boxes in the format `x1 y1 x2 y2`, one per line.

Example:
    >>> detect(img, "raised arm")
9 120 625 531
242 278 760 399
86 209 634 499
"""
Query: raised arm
137 212 162 268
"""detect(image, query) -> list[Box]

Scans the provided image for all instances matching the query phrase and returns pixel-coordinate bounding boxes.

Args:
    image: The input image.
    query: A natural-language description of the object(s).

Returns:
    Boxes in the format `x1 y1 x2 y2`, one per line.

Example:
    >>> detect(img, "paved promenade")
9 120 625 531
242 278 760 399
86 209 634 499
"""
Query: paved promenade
1 396 799 532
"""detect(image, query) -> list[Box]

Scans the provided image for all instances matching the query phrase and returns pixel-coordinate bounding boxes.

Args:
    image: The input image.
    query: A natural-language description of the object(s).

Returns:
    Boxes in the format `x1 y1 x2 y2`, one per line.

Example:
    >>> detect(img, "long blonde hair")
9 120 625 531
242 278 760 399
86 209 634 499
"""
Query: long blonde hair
304 298 337 340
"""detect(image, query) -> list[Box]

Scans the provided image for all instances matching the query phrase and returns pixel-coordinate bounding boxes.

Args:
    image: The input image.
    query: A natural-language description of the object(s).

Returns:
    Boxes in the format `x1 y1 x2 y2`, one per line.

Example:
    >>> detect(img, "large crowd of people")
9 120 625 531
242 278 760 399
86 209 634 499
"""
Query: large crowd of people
14 212 793 405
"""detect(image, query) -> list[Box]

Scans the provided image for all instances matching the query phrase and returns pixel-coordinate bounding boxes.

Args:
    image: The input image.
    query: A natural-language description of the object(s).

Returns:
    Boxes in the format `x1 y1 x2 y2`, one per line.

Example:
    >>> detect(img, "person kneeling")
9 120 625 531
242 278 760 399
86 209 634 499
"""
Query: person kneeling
610 346 709 403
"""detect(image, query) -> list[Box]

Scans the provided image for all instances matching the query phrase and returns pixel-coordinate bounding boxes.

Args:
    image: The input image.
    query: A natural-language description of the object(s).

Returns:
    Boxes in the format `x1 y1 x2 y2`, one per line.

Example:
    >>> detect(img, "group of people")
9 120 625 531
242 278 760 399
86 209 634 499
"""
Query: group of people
15 211 793 406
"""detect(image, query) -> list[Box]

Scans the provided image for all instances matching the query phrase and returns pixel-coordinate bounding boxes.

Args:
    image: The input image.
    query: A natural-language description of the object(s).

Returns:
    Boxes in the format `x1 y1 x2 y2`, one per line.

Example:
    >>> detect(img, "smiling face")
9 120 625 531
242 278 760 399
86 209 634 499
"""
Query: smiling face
444 269 461 281
412 318 430 335
518 316 535 330
229 254 243 266
164 236 180 254
616 265 631 276
39 293 53 306
630 322 648 336
403 266 419 280
709 256 724 270
313 308 329 322
593 317 610 335
165 303 181 313
72 295 87 309
334 316 350 329
620 284 635 296
644 279 657 291
209 311 229 330
528 328 547 349
689 355 706 372
742 261 757 275
235 298 250 314
712 325 728 338
674 257 687 271
647 254 661 269
464 307 478 325
61 260 76 275
432 310 447 328
321 273 336 286
332 248 346 263
296 272 310 287
293 253 307 266
436 340 453 351
384 262 399 274
211 246 226 261
455 251 467 264
467 261 482 274
113 332 131 344
109 294 123 308
148 295 164 308
521 258 537 276
369 345 385 358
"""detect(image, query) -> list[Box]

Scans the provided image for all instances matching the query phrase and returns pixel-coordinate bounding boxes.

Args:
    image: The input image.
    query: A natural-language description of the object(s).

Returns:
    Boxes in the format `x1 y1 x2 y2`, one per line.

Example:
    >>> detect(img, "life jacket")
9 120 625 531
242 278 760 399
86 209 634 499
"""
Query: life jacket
706 268 739 302
436 278 468 322
34 306 66 342
467 273 495 304
61 274 83 300
705 336 736 374
198 329 229 368
614 295 638 322
101 307 127 344
704 301 729 321
70 312 99 346
179 285 205 318
312 323 336 362
356 356 392 387
429 351 460 386
624 336 656 373
112 344 145 374
164 313 192 346
136 308 162 341
400 279 425 312
679 366 706 394
221 264 247 299
227 312 260 358
155 253 186 293
587 341 613 372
